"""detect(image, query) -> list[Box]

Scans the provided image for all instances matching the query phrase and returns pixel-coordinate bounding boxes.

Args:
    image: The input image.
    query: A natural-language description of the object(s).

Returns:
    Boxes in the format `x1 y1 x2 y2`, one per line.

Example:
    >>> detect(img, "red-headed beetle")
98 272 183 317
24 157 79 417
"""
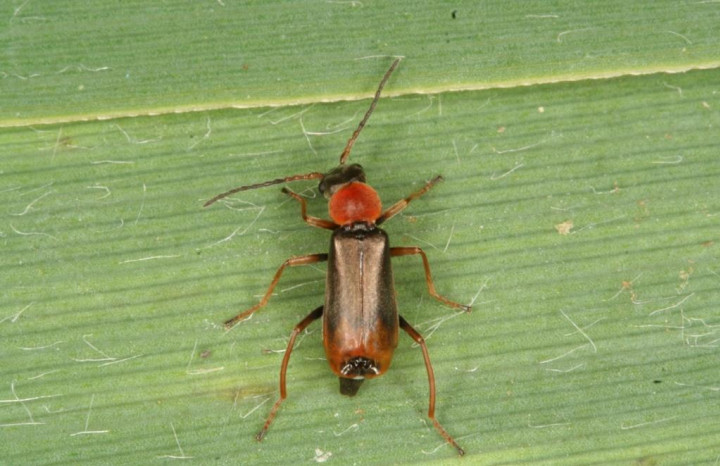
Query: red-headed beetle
205 59 470 455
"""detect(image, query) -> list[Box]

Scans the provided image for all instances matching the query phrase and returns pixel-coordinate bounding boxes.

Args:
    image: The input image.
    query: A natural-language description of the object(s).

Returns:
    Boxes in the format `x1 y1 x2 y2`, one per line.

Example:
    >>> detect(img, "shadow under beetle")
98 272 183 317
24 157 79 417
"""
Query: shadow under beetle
205 59 470 456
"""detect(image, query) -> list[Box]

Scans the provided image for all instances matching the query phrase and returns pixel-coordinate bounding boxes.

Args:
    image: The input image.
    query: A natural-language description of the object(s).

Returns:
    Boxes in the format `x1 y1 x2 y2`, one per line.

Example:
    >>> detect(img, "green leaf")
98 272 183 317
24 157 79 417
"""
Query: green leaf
2 1 719 464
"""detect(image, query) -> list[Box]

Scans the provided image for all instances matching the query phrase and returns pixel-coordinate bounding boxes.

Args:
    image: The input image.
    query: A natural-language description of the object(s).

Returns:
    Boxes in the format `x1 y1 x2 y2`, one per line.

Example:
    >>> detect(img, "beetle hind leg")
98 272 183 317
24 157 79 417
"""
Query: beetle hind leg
255 305 323 441
399 315 465 456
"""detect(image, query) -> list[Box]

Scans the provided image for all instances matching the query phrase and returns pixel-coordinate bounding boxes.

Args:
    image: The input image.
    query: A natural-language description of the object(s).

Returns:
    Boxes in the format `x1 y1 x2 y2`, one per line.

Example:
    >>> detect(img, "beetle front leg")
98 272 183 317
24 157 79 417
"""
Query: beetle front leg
376 175 444 225
224 254 328 329
390 247 471 312
256 305 323 441
281 187 338 230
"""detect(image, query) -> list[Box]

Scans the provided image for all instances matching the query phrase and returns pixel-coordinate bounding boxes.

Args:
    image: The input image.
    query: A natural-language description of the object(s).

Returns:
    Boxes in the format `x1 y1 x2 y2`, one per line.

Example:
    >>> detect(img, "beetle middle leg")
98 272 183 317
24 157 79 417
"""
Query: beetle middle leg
390 247 471 312
399 315 465 456
224 253 328 329
256 305 323 441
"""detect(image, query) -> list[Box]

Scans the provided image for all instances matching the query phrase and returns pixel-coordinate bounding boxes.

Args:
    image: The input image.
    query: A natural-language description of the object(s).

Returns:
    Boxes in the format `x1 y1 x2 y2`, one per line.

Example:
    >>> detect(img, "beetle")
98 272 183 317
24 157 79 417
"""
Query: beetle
205 59 470 455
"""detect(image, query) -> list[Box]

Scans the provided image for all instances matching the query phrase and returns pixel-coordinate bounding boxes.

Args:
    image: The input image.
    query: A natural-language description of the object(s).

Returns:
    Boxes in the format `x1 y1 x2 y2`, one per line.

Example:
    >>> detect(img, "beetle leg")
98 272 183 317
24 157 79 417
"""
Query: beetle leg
375 175 443 225
224 254 328 329
399 316 465 456
281 187 338 230
390 247 471 312
257 305 324 442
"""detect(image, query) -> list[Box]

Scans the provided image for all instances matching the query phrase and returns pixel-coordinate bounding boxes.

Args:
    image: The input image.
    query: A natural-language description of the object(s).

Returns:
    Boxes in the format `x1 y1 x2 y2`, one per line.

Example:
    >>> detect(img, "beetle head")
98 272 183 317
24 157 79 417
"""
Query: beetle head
318 163 366 198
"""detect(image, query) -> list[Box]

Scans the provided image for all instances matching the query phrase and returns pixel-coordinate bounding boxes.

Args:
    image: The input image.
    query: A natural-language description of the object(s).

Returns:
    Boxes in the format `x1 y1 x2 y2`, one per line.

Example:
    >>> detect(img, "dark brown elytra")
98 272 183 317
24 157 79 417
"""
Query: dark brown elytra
205 58 470 456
